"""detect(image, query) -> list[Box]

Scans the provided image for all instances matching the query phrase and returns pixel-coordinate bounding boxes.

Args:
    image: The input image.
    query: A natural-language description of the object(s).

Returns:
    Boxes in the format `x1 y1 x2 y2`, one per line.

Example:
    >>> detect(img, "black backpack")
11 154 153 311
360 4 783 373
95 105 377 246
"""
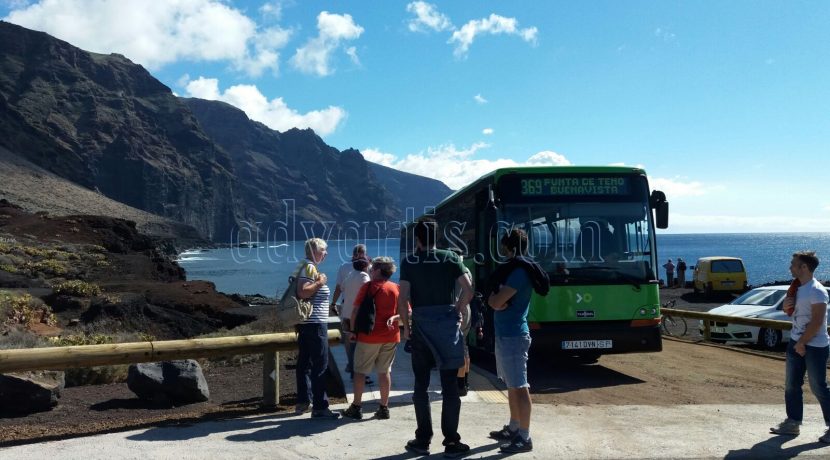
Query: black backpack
354 284 380 334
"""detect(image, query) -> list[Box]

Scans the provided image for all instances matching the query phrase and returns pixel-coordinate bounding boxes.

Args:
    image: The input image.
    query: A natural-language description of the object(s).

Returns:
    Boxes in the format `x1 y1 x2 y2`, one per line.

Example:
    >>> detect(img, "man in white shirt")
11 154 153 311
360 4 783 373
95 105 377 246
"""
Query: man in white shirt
770 251 830 443
330 244 367 376
331 244 366 309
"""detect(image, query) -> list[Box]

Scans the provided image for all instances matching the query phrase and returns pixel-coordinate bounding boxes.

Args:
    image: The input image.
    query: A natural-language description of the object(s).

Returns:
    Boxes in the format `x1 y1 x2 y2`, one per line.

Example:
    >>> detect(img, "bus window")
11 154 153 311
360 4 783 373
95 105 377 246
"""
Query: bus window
502 202 654 285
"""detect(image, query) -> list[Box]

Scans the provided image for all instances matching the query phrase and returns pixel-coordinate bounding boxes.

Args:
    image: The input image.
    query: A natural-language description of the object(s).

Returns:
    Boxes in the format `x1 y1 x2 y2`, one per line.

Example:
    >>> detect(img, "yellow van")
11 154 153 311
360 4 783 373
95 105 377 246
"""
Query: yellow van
692 257 748 296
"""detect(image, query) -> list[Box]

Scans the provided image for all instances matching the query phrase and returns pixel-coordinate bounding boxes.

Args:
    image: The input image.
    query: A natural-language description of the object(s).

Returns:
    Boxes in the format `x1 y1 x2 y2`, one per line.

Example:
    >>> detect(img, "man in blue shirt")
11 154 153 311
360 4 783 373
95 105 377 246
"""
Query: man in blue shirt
487 229 535 453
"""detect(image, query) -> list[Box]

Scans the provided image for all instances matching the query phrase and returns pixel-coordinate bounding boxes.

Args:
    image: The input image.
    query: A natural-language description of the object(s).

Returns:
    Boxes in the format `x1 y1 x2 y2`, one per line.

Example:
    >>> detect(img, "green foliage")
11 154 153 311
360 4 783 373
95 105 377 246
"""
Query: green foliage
0 264 18 273
25 259 69 276
0 291 56 329
0 241 14 253
47 333 114 346
138 332 156 342
54 280 102 297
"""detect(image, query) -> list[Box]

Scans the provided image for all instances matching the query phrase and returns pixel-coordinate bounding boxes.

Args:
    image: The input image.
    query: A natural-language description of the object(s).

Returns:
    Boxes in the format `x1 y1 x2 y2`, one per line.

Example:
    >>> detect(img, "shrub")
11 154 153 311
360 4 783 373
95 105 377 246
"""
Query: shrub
0 264 18 273
26 259 69 276
0 328 49 349
0 291 56 329
54 280 102 297
47 333 114 346
0 241 14 253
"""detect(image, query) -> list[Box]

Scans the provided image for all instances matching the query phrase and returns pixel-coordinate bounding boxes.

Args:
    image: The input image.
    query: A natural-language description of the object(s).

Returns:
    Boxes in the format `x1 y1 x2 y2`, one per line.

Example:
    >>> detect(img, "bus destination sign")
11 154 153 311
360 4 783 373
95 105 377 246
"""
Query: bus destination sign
520 177 630 196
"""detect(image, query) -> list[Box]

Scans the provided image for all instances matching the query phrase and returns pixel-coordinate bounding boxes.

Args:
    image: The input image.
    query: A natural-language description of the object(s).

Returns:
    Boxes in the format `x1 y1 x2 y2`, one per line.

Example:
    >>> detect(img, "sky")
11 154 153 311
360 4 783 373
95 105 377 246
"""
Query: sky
2 0 829 234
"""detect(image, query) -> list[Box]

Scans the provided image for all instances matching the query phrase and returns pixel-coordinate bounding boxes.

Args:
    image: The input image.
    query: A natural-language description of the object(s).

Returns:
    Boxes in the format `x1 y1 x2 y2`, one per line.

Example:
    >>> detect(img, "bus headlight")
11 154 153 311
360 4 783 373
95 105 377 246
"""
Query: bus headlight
651 308 657 315
639 308 646 315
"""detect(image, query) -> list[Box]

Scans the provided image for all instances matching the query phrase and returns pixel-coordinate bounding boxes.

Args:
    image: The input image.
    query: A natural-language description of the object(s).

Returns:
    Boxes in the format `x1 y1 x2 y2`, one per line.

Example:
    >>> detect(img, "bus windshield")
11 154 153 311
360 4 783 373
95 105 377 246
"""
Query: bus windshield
502 201 656 285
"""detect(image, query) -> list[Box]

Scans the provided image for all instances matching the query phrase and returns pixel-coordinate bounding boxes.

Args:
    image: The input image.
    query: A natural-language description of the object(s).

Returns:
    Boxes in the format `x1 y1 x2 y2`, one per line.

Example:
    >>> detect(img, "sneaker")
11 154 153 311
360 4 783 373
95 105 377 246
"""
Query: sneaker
405 439 430 456
770 418 800 435
341 403 362 420
500 435 533 453
374 405 390 420
294 402 310 415
489 425 517 440
443 441 470 458
820 428 830 443
311 408 341 419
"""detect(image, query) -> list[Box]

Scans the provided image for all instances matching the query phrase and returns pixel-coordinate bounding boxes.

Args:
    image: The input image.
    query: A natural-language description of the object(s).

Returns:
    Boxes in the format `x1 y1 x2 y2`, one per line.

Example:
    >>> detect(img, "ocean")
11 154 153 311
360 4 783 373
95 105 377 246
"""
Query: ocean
177 233 830 297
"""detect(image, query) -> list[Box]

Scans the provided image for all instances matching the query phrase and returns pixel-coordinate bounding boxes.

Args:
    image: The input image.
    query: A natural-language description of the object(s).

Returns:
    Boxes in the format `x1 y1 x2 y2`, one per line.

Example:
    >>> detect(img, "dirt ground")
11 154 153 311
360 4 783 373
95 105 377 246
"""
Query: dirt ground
0 351 345 447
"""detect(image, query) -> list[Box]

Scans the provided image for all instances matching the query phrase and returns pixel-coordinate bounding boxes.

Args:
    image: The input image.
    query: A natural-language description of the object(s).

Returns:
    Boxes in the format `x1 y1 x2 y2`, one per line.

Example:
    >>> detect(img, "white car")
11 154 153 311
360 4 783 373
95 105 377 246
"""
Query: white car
700 286 795 350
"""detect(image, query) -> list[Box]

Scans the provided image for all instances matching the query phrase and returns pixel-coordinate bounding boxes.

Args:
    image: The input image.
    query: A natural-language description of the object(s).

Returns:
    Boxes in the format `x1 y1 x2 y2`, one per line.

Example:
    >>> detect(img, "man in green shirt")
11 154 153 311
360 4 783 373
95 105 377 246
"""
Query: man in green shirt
399 218 473 458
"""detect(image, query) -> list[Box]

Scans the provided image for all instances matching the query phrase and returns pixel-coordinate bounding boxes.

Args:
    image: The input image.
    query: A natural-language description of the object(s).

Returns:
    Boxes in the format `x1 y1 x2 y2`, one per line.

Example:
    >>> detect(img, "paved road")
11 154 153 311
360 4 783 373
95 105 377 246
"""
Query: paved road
3 343 830 459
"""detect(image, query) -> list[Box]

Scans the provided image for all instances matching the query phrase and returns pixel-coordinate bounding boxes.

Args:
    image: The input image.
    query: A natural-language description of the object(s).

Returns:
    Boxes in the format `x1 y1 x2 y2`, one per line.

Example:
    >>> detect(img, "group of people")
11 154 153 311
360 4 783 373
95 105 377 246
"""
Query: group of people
662 257 687 288
289 219 548 456
287 231 830 451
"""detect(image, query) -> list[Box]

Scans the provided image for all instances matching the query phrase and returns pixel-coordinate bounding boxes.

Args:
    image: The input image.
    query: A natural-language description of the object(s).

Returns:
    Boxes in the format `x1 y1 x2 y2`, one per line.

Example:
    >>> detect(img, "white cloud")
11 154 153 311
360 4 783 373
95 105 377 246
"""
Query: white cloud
474 94 488 104
361 144 570 190
290 11 363 76
526 151 570 166
823 204 830 212
4 0 291 77
482 128 494 135
259 1 284 21
184 76 346 136
449 14 538 57
406 1 453 32
649 177 709 198
345 46 360 66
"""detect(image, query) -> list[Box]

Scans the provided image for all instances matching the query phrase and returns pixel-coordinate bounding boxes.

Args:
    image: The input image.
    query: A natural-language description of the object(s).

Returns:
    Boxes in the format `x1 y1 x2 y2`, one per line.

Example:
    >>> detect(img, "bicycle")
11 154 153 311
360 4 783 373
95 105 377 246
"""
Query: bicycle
660 299 687 337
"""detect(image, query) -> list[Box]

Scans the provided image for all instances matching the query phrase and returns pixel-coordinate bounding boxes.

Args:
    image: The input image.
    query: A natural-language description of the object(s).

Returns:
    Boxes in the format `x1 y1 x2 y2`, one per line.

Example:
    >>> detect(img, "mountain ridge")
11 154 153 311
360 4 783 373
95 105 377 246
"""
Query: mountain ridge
0 21 452 241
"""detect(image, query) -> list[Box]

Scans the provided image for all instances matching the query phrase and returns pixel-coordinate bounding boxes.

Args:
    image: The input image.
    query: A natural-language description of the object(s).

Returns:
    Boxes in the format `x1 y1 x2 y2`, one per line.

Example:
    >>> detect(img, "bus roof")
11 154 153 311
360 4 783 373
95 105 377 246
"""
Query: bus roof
434 165 647 210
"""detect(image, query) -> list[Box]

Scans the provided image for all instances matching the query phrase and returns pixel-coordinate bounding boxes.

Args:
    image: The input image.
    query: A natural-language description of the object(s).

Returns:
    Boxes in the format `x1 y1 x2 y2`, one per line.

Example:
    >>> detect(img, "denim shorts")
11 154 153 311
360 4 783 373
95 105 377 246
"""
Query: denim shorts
495 334 531 389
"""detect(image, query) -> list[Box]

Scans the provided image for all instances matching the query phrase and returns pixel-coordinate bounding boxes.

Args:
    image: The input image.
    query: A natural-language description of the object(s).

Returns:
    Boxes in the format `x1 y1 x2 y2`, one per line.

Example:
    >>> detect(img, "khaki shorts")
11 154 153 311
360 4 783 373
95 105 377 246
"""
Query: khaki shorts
353 341 397 375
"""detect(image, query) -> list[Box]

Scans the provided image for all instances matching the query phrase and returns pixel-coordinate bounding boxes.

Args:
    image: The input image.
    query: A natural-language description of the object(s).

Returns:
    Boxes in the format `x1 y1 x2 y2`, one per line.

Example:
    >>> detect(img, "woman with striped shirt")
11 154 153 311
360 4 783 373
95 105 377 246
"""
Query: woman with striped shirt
295 237 340 419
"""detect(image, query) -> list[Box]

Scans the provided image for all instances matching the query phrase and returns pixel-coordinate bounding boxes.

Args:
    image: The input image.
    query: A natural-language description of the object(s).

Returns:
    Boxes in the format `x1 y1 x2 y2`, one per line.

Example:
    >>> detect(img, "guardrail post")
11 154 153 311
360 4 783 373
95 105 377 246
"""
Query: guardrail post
262 351 279 408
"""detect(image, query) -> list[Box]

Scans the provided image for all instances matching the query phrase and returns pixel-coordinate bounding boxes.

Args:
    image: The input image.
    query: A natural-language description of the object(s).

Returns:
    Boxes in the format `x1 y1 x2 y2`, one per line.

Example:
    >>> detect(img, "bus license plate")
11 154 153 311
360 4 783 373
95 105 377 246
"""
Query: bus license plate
561 340 612 350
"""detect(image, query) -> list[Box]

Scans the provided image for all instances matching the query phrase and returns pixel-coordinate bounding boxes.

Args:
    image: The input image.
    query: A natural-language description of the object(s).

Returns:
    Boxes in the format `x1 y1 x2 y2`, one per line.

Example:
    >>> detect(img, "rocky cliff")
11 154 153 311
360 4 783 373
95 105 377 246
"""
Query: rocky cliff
0 21 452 241
0 21 239 240
183 98 399 238
185 98 453 236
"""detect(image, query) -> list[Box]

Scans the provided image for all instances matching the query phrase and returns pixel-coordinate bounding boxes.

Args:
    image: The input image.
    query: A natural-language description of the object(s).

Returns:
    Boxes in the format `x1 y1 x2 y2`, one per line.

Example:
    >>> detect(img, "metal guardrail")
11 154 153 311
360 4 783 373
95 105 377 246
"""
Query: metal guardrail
661 307 830 342
0 330 342 407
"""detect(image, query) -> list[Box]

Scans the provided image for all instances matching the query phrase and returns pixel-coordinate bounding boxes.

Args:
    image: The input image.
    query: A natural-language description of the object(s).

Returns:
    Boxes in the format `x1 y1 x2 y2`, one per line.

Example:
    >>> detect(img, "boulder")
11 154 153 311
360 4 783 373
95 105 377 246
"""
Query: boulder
127 360 209 405
0 370 65 414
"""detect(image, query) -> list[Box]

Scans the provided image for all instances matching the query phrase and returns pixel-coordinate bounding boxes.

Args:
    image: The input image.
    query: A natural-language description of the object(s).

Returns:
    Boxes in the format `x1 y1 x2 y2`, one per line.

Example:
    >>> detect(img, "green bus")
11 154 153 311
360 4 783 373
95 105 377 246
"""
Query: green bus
399 166 669 360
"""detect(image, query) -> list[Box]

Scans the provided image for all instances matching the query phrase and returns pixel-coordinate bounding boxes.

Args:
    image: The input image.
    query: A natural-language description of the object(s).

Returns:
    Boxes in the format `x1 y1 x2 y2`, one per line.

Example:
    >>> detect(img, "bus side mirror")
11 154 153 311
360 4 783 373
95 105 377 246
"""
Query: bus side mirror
650 190 669 229
656 201 669 229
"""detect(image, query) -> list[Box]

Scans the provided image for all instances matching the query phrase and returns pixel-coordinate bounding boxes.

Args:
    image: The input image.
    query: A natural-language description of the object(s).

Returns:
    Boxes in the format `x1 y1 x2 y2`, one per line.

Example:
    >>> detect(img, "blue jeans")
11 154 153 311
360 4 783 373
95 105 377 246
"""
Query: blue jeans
785 341 830 425
411 332 461 445
296 322 330 410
